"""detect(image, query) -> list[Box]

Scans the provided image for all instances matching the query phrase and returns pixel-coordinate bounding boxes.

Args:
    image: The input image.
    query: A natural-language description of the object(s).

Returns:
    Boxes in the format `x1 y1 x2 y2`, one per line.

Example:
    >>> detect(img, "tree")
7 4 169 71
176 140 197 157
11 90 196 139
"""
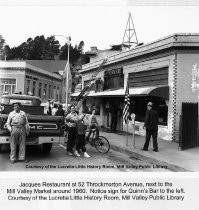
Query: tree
0 35 6 60
77 41 84 54
6 35 60 60
59 44 80 64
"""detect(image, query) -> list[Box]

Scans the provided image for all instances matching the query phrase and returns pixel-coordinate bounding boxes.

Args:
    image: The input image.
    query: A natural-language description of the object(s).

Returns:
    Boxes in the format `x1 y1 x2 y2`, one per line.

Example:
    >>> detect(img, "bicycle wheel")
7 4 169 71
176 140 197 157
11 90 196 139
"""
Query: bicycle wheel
94 136 110 154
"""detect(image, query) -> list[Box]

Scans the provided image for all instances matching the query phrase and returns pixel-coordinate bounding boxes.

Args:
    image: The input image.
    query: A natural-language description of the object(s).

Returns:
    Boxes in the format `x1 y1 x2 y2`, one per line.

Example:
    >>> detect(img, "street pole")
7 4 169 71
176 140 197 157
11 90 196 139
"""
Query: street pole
53 35 71 110
126 121 129 146
132 121 136 148
65 37 70 110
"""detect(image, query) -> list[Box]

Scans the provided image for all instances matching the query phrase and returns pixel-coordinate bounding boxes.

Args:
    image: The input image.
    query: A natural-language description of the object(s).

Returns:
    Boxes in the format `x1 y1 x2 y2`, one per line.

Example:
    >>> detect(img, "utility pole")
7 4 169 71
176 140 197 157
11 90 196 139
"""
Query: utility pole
122 13 138 49
65 36 71 109
54 35 71 109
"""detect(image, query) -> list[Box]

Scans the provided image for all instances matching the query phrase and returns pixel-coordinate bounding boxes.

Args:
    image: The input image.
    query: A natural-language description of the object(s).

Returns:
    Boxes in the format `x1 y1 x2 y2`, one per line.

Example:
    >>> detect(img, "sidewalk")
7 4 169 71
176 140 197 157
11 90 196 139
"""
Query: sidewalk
100 130 199 172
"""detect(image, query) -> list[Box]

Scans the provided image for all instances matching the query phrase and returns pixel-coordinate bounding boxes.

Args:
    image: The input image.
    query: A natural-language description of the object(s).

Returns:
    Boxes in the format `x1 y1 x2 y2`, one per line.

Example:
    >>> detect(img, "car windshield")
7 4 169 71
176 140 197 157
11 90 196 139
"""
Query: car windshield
9 99 33 105
1 98 41 106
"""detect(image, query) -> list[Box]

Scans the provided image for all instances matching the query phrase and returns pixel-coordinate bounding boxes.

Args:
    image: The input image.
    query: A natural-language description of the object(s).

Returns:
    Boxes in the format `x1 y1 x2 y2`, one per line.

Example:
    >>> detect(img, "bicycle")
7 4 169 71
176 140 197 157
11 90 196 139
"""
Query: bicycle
85 129 110 154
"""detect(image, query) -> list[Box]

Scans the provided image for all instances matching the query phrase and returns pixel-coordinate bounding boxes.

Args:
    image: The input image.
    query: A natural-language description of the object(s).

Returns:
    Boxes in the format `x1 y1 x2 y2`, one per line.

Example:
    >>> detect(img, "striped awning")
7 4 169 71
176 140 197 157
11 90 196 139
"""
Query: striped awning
71 86 169 100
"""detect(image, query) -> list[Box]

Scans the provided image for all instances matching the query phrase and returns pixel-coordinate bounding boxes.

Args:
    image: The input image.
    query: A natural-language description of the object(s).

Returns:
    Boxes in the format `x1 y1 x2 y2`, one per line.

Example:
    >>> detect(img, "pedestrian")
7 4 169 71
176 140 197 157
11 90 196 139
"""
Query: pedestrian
47 100 52 115
87 108 99 141
75 114 90 158
110 106 118 132
6 102 30 164
52 103 58 116
55 104 65 117
142 102 159 152
65 105 80 156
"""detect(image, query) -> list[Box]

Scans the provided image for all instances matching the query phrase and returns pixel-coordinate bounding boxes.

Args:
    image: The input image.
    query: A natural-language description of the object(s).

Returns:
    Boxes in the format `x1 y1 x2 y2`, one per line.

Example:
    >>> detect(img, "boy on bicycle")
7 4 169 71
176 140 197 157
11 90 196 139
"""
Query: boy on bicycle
75 114 90 158
86 108 99 142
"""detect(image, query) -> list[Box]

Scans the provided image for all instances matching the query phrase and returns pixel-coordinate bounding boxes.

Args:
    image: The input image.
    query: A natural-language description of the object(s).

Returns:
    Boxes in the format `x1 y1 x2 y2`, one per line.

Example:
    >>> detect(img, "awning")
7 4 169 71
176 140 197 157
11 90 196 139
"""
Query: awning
146 86 169 100
71 86 169 100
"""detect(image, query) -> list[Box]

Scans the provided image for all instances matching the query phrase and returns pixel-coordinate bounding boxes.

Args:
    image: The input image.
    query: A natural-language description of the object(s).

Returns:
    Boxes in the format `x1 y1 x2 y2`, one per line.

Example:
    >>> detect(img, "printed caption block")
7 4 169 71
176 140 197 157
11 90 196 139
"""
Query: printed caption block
4 180 187 202
1 178 199 210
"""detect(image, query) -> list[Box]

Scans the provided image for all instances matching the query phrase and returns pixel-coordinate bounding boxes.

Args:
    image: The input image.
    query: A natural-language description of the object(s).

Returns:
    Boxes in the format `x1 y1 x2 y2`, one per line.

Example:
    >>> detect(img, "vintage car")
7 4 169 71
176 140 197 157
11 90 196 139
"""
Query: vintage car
0 94 65 153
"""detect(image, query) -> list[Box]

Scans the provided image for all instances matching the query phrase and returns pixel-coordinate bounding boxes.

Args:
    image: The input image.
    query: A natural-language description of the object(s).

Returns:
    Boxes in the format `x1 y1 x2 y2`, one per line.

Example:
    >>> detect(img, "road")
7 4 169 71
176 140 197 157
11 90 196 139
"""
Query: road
0 143 171 172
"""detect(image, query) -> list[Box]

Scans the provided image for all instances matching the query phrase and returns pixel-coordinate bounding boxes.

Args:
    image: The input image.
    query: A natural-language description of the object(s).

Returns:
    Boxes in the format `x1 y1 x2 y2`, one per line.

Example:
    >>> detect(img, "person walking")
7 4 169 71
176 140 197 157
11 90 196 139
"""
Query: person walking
75 114 90 158
6 102 30 164
142 102 159 152
65 106 80 156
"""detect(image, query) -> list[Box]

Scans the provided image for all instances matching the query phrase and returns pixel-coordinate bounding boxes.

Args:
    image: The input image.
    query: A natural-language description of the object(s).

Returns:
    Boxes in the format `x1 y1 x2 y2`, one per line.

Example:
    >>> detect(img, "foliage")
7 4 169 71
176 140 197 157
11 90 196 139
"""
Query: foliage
0 35 5 60
6 35 60 60
2 35 90 90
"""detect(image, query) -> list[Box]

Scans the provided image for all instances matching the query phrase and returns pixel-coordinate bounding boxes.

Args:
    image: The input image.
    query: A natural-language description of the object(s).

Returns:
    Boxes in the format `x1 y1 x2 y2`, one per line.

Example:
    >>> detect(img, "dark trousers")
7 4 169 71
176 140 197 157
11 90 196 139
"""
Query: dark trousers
67 127 77 152
143 129 158 150
87 125 99 140
111 117 117 131
76 134 86 152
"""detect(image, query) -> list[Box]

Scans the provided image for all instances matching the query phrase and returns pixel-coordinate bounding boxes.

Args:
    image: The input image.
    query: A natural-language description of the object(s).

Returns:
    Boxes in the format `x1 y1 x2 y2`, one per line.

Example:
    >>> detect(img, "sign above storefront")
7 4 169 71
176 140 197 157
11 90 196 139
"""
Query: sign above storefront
104 68 123 77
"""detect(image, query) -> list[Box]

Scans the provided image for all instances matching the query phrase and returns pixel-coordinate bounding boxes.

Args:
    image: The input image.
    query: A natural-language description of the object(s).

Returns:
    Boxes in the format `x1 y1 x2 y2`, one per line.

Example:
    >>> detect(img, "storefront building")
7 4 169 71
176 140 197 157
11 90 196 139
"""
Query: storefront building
73 33 199 141
0 61 63 102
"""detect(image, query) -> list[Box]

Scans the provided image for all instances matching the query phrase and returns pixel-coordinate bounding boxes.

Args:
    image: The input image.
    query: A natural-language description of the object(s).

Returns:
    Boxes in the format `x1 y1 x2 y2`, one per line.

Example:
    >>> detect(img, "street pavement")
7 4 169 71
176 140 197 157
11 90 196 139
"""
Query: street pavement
1 130 198 172
0 144 169 172
101 130 199 172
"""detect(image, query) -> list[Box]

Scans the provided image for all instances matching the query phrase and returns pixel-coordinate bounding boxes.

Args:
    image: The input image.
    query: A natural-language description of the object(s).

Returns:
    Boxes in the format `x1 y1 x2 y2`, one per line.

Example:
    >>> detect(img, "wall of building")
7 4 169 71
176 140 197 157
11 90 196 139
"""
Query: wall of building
25 69 62 102
80 54 175 140
123 55 175 141
175 53 199 141
0 69 25 96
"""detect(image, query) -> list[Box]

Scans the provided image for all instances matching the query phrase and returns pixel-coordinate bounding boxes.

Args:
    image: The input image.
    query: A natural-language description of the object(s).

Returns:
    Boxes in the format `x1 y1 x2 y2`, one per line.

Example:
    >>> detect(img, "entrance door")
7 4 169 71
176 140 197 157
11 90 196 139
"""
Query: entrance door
180 102 198 150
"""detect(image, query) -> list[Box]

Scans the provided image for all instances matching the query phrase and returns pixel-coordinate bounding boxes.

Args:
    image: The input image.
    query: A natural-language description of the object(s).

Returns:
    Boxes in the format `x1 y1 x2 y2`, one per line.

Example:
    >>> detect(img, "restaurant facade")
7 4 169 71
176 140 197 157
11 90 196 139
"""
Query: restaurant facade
73 33 199 141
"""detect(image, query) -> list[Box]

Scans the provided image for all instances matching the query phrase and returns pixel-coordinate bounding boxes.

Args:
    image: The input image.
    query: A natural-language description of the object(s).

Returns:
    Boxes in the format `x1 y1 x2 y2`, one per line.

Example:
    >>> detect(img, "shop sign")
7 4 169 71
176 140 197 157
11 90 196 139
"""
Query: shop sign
191 63 199 97
104 68 123 77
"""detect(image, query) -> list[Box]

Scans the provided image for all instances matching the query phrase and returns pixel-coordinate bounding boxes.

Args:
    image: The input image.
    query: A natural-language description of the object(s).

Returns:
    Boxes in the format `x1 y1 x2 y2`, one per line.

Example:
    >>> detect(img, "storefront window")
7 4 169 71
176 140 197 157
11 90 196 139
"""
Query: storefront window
49 85 51 99
57 87 59 101
26 80 31 94
82 99 100 115
84 80 95 91
44 84 47 98
0 78 16 95
32 81 37 96
129 97 168 125
38 83 42 98
95 79 104 92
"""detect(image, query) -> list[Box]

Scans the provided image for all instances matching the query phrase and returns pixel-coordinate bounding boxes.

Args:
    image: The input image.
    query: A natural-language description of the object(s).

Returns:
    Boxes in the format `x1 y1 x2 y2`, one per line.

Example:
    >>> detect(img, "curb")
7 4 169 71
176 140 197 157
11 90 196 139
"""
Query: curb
109 143 190 172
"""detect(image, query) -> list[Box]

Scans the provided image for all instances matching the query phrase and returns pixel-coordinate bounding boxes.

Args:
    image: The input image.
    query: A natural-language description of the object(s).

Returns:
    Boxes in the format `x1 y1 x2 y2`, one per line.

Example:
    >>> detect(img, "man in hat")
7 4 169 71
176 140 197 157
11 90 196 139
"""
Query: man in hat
142 102 159 152
6 102 30 163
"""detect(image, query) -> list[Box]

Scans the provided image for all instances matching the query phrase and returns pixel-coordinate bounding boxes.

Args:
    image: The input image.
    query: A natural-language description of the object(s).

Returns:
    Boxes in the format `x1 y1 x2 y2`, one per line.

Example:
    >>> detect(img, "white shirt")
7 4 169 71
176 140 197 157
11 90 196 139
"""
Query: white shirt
6 110 29 131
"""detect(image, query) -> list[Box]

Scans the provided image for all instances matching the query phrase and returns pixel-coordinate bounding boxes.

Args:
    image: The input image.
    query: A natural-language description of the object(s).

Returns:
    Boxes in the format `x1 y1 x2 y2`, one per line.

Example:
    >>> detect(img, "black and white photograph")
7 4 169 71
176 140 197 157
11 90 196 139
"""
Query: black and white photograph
0 0 199 209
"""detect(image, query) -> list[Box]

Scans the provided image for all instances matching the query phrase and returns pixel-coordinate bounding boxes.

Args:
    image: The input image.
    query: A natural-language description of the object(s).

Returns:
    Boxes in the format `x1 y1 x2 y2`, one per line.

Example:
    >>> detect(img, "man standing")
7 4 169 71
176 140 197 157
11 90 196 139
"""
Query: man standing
142 102 159 152
65 105 82 156
6 102 30 164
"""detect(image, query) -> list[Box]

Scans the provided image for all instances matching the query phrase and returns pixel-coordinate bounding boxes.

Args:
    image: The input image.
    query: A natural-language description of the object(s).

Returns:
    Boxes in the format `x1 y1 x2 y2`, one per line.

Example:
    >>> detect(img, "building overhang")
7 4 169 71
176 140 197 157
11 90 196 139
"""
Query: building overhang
80 33 199 74
71 86 169 100
0 61 62 80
